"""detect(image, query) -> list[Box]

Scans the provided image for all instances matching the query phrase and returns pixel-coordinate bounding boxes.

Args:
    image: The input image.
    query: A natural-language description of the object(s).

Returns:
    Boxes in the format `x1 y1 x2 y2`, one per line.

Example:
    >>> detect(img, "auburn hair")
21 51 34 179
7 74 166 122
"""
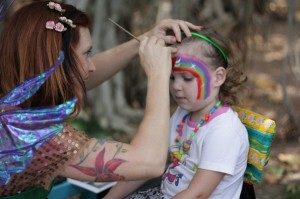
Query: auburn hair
176 28 247 106
0 1 90 115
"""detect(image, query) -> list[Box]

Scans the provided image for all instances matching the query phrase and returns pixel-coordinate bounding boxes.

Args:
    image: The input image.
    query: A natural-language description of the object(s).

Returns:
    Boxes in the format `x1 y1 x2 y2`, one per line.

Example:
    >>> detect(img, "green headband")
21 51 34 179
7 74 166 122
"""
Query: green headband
184 32 228 62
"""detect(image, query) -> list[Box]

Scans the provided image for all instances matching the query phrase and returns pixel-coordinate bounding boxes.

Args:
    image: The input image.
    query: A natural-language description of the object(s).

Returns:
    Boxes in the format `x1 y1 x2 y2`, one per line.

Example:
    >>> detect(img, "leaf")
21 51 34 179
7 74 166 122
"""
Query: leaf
95 148 105 171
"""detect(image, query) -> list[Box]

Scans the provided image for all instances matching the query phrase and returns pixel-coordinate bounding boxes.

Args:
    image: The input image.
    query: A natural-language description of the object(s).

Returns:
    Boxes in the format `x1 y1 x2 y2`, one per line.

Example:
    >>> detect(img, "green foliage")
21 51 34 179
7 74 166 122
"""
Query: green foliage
285 181 300 199
266 166 286 177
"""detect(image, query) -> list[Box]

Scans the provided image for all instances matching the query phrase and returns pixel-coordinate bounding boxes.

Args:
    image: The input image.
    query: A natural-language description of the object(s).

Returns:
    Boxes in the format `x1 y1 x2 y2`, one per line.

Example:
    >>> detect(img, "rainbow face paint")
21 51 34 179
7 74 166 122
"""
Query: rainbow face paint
172 53 212 100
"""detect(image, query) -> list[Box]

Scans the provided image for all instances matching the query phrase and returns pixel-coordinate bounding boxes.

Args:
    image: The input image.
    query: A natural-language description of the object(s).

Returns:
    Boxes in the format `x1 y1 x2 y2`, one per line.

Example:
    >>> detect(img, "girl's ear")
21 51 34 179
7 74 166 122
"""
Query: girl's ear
213 67 226 87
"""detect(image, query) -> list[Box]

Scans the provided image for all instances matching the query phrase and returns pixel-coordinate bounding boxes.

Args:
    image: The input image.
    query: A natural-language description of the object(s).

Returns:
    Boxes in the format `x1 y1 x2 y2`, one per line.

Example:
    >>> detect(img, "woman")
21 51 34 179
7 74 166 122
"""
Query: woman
0 1 200 198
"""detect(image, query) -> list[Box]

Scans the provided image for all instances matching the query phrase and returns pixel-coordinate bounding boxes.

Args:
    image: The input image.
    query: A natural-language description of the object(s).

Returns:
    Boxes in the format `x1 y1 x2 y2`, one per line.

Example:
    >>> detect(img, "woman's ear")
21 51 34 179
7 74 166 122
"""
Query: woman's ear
213 67 226 87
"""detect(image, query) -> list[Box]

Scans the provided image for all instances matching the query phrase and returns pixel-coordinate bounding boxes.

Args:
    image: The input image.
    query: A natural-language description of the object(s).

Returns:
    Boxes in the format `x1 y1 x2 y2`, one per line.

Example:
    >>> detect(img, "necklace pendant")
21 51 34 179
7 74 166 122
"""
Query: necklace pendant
179 149 184 155
183 141 191 151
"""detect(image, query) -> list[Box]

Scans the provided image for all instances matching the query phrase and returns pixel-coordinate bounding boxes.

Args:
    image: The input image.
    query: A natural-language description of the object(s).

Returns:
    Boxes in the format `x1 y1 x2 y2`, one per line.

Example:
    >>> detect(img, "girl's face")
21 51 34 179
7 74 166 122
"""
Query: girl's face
170 71 203 111
75 27 96 81
170 53 221 112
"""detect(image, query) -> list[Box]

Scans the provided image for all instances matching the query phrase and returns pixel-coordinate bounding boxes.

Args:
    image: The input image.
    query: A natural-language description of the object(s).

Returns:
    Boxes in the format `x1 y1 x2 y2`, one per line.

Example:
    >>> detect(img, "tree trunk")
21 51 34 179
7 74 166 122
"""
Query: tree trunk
281 0 299 138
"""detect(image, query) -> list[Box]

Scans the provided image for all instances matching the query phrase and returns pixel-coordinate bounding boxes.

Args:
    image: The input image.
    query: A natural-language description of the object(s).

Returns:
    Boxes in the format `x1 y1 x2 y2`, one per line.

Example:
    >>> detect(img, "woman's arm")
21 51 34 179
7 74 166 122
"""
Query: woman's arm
173 169 225 199
86 19 200 90
102 180 147 199
59 36 172 181
87 39 139 89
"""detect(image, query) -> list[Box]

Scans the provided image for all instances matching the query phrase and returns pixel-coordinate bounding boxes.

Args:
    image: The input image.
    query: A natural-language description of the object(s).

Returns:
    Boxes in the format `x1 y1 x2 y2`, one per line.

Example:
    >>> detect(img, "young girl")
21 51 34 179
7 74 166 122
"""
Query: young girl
104 28 249 199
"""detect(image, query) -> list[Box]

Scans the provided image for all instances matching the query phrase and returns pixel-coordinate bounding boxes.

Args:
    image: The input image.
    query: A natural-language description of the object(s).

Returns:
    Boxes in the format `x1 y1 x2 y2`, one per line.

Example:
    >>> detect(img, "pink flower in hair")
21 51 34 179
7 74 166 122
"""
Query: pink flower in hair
48 2 55 8
59 16 67 21
53 3 63 12
55 22 66 32
45 21 55 30
47 2 65 12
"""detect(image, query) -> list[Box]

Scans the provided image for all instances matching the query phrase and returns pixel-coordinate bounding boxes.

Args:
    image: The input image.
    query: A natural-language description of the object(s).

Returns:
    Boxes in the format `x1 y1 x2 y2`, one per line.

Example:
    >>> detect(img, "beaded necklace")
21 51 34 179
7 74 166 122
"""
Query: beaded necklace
174 101 222 157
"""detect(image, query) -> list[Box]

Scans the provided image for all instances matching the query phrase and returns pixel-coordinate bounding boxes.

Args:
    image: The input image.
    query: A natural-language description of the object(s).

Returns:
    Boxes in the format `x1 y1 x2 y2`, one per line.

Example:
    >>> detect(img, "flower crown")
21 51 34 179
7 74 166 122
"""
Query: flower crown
45 1 76 32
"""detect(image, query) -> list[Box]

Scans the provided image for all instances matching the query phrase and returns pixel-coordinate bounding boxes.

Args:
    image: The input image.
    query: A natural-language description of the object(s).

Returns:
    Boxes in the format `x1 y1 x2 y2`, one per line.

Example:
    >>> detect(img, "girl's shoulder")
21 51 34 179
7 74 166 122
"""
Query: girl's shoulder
211 106 241 123
208 106 248 136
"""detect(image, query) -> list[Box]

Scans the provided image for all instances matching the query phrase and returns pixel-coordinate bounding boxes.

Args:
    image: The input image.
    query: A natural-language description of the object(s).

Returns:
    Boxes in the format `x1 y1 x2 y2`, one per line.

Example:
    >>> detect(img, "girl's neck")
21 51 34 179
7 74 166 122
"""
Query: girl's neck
190 99 220 122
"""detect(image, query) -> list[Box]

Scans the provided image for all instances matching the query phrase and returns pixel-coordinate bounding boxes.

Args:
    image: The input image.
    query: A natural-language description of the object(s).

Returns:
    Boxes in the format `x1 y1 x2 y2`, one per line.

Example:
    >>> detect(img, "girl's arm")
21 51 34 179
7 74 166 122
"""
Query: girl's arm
173 169 225 199
86 19 200 90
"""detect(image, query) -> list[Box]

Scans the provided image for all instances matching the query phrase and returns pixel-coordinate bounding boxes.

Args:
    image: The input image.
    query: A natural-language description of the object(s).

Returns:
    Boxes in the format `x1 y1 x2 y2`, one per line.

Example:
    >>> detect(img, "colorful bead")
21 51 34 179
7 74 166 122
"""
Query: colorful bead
205 114 211 121
172 101 222 163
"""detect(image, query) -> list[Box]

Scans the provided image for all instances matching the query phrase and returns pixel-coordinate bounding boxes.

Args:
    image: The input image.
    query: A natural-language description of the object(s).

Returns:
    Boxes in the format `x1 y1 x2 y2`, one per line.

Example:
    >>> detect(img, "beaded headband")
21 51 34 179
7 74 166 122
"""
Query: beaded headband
186 32 228 62
45 1 76 32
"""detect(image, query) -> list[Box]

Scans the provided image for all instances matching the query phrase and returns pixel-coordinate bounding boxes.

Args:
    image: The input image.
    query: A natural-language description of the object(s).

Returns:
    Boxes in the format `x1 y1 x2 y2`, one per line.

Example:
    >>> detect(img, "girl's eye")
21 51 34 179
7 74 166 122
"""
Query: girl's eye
183 77 194 82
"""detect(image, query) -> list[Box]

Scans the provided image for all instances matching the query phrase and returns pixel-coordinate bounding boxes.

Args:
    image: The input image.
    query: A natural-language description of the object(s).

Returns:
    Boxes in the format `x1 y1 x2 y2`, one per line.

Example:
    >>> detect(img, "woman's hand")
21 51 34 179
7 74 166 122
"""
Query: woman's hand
143 19 201 45
139 36 172 79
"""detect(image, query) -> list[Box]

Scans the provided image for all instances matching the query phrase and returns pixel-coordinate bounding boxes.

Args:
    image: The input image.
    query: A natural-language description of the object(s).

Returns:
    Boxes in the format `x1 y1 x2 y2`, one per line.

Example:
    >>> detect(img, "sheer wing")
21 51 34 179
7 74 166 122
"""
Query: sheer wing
0 52 78 185
0 0 15 22
0 51 64 109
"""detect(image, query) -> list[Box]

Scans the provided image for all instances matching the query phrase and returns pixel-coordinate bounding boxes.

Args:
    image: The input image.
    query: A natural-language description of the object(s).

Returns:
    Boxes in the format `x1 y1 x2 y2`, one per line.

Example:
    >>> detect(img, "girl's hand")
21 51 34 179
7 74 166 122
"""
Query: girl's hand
139 36 172 79
143 19 201 45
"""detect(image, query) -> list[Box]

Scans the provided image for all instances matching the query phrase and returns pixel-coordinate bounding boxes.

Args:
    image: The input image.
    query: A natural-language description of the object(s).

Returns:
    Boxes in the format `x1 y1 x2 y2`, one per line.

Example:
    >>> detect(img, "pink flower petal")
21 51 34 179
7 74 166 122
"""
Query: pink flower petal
45 21 55 29
55 22 65 32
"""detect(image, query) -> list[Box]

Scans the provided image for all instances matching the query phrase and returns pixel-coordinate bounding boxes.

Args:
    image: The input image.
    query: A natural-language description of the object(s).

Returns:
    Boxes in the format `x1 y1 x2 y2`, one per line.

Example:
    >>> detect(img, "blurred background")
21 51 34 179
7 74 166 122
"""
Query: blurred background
2 0 300 198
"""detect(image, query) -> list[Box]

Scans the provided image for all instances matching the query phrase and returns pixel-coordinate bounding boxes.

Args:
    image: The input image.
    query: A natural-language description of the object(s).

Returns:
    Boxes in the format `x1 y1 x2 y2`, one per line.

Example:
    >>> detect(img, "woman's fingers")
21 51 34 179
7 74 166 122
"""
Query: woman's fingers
139 36 172 77
158 19 201 43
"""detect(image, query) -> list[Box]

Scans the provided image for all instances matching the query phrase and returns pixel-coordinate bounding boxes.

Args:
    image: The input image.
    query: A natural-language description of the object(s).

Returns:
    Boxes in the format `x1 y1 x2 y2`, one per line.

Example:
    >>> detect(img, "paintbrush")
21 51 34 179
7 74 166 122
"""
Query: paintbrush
108 18 140 42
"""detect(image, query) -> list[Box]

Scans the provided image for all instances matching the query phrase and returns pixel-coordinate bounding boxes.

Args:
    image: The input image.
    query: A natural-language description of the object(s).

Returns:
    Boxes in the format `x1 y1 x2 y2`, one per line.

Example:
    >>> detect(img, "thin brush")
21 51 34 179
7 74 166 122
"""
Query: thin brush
108 18 140 42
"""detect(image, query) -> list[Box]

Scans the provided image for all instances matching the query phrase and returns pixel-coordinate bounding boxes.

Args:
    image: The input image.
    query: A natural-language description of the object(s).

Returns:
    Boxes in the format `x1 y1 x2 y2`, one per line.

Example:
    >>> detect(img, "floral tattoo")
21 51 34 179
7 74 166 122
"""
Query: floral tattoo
71 140 128 181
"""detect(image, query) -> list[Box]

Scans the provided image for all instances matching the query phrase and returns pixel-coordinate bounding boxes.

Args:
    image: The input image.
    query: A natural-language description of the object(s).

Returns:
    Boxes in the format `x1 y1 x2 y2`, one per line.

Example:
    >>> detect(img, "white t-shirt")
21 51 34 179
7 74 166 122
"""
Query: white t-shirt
161 106 249 199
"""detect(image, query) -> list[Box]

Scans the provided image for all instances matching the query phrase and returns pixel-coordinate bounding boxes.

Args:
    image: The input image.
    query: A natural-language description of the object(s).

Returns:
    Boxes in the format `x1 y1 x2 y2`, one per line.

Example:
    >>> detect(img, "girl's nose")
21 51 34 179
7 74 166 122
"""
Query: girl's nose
172 79 182 91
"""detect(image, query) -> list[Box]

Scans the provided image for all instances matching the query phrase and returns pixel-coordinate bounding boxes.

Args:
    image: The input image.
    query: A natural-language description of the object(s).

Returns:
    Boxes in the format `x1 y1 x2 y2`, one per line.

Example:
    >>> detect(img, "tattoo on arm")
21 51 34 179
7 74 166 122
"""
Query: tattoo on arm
70 140 128 181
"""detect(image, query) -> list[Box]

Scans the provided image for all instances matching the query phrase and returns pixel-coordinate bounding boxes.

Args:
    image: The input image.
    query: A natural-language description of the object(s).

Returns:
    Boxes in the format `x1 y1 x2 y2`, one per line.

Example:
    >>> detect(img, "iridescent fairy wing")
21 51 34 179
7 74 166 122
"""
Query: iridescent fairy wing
0 98 77 185
0 52 78 185
0 0 14 22
0 51 64 109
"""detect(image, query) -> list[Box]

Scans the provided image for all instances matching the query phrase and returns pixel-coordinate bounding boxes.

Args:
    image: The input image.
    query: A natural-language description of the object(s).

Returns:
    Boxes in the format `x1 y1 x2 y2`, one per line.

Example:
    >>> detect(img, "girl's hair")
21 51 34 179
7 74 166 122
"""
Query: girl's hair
178 28 247 106
0 1 90 115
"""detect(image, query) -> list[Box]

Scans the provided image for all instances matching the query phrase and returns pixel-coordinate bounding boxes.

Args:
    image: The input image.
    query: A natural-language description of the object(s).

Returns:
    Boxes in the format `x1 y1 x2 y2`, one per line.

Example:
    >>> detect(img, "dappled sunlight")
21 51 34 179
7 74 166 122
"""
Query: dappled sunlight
264 51 285 62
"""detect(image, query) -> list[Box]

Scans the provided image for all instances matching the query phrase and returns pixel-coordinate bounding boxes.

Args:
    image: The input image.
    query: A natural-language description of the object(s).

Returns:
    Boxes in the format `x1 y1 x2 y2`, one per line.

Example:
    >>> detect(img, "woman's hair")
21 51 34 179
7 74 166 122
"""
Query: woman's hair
177 28 247 106
0 1 90 115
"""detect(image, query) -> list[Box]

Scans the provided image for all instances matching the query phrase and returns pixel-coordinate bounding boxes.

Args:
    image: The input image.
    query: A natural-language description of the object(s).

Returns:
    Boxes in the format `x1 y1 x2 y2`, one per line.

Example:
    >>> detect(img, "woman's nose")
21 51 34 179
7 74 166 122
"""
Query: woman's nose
89 60 96 73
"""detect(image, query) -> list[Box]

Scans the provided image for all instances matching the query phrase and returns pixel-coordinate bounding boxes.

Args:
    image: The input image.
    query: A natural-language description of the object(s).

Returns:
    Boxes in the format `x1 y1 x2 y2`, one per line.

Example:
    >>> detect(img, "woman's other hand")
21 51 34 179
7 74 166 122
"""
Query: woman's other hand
143 19 201 45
